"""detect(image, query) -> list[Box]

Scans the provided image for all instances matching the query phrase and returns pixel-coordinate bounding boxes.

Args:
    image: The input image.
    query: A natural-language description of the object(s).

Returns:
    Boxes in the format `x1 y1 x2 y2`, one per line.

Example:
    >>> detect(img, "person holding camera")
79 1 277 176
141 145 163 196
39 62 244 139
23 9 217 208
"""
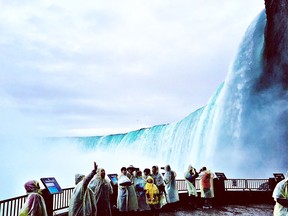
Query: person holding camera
184 165 199 209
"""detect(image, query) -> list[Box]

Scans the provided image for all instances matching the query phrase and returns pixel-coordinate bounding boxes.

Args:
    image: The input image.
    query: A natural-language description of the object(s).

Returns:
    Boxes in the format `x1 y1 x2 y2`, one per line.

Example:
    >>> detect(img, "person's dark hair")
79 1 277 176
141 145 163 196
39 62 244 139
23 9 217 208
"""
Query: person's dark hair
152 166 157 170
143 168 151 174
121 167 127 172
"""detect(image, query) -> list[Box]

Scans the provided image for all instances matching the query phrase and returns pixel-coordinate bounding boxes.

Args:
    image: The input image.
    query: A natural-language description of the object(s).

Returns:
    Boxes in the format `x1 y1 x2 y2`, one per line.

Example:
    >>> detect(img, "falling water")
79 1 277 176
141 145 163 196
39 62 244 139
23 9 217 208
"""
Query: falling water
75 9 287 178
1 9 287 200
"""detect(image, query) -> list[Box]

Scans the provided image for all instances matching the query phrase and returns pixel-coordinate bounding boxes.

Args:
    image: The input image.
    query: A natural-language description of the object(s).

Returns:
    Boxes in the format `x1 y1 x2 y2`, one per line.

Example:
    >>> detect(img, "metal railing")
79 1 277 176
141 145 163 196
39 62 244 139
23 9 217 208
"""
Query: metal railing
53 187 74 211
0 179 271 216
0 188 74 216
224 179 270 191
0 195 27 216
176 179 203 191
177 178 270 192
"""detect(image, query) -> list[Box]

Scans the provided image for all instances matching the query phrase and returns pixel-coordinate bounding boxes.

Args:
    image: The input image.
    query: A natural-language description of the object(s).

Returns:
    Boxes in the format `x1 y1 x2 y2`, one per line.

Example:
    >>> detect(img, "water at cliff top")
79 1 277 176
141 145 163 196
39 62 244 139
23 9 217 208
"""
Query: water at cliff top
73 10 287 178
1 10 287 200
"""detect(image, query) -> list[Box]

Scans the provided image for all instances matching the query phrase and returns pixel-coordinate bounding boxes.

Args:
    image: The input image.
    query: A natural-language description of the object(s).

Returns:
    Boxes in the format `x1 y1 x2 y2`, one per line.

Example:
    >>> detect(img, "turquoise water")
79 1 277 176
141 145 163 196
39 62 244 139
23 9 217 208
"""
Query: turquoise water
74 10 287 178
1 9 287 200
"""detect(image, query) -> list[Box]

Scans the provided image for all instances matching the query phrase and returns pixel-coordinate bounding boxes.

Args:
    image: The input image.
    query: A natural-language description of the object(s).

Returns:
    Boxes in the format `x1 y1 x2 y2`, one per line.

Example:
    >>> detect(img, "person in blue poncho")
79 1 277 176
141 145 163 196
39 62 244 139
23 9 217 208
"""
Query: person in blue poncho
134 170 150 211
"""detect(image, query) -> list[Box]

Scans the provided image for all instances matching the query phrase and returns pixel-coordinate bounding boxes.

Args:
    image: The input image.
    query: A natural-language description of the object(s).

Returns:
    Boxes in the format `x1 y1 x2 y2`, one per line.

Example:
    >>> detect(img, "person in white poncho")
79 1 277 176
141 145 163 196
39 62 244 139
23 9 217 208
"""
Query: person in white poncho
151 165 167 209
272 171 288 216
184 165 199 209
163 164 179 204
89 167 113 216
117 167 138 212
68 162 97 216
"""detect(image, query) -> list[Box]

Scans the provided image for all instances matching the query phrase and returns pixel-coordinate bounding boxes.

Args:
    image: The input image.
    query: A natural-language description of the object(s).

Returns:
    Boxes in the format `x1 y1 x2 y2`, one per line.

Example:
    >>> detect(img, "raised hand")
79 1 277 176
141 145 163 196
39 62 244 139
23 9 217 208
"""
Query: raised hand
94 162 98 171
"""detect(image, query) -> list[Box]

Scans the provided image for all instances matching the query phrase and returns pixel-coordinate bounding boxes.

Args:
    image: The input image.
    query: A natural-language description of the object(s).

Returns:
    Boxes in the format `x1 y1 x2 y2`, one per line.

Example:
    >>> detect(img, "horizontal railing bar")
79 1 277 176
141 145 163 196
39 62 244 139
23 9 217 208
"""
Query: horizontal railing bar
0 179 274 216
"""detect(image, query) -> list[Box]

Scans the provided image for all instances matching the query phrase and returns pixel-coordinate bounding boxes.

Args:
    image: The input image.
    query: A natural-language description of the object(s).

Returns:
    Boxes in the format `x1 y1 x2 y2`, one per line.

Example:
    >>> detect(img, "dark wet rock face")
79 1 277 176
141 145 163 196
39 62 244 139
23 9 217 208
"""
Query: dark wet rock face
256 0 288 90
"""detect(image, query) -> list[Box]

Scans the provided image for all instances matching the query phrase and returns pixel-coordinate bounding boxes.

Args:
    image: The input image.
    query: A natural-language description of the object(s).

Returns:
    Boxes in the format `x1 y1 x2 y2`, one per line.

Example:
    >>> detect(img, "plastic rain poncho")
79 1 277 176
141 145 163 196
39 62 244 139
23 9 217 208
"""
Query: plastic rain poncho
89 168 113 216
68 170 97 216
151 166 164 187
199 169 215 198
117 174 138 212
144 176 159 205
134 175 150 211
272 173 288 216
163 165 179 203
151 166 167 208
19 180 48 216
184 165 199 197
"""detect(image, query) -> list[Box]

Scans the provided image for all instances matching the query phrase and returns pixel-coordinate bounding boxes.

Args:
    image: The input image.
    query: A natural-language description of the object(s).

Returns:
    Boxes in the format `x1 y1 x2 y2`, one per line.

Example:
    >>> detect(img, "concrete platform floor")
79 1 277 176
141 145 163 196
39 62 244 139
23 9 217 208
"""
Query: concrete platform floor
159 204 274 216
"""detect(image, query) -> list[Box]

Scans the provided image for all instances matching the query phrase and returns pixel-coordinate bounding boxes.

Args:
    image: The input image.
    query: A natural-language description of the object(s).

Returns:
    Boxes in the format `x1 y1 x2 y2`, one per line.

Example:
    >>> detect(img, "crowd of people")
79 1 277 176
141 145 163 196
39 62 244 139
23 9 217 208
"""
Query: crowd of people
18 162 215 216
116 164 180 216
18 163 288 216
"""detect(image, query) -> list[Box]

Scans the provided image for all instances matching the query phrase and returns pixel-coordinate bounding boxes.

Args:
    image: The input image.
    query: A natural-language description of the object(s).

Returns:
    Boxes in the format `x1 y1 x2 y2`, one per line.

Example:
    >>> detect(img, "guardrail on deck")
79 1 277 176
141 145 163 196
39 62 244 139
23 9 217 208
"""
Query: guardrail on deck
176 178 270 192
0 179 272 216
0 188 74 216
224 179 270 191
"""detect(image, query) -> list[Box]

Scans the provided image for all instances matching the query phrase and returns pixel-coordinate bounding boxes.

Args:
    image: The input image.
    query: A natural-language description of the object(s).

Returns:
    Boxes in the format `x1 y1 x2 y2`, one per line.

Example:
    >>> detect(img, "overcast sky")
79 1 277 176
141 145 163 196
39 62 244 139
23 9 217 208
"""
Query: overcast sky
0 0 264 137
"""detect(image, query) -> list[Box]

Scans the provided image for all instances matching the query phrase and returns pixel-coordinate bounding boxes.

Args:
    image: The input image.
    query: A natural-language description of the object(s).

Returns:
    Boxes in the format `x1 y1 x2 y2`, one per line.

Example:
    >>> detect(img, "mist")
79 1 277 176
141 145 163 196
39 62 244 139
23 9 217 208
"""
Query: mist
1 3 287 201
0 95 165 200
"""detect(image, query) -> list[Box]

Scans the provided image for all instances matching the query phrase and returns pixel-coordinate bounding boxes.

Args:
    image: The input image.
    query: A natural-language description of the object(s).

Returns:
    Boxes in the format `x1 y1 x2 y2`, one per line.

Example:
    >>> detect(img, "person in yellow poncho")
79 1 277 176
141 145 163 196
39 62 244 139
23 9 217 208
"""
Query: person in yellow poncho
144 176 159 216
19 180 48 216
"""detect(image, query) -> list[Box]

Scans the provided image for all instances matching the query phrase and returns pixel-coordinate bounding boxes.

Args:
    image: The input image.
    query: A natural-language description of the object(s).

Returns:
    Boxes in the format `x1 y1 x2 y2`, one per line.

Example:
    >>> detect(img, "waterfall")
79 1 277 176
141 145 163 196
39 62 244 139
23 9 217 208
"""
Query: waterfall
1 8 287 200
75 9 287 178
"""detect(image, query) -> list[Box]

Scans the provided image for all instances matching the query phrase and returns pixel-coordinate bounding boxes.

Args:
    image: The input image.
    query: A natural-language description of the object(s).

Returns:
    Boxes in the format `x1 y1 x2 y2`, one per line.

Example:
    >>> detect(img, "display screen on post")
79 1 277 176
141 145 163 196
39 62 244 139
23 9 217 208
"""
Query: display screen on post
273 173 285 181
40 177 63 194
214 172 227 180
107 174 118 185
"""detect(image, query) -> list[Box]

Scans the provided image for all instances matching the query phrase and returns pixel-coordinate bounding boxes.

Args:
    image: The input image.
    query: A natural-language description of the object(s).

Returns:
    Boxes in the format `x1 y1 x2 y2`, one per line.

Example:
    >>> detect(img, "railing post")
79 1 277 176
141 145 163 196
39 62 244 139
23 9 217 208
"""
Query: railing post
42 189 54 216
213 177 226 205
245 179 248 191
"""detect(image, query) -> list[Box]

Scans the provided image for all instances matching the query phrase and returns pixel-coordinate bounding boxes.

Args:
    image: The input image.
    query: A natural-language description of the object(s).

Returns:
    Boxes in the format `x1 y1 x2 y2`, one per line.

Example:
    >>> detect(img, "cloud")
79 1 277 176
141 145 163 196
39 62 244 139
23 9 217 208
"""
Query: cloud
0 0 264 136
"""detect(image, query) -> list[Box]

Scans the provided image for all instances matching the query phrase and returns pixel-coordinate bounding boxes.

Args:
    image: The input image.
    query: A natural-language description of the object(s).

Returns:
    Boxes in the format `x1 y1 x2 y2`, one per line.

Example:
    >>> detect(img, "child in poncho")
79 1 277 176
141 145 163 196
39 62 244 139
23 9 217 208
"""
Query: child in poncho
145 176 159 216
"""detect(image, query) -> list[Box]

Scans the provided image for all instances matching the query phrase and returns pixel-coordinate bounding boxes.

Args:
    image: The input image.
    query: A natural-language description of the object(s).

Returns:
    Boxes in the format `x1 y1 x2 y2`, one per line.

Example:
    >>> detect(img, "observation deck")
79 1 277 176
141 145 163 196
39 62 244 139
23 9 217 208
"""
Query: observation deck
0 177 280 216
